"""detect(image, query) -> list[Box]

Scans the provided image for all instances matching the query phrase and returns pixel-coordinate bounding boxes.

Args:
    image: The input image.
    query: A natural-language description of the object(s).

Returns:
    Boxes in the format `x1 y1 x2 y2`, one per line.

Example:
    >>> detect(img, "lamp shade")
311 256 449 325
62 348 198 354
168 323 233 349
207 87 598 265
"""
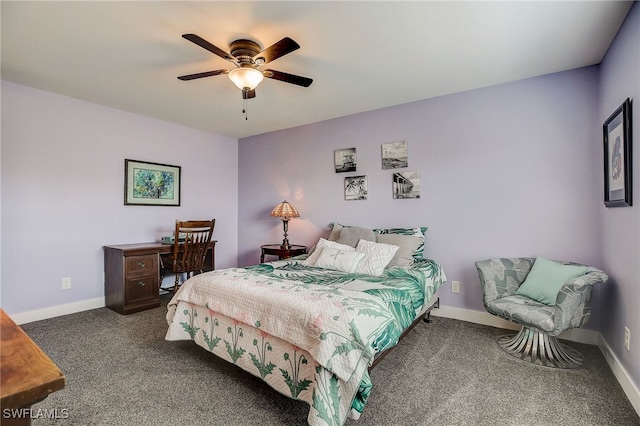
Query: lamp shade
270 201 300 220
228 67 264 90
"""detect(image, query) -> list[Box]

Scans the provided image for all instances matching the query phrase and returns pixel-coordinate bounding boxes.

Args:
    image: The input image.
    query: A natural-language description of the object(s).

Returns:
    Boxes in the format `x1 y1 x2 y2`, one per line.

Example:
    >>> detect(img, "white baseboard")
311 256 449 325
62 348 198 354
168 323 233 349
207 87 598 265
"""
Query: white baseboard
431 305 598 344
11 297 105 325
432 305 639 417
598 335 640 416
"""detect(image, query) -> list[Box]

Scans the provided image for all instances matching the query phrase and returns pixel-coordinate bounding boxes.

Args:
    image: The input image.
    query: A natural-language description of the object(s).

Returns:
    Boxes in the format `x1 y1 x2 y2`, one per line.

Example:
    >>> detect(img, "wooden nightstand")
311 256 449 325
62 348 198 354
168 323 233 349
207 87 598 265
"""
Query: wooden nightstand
260 244 307 263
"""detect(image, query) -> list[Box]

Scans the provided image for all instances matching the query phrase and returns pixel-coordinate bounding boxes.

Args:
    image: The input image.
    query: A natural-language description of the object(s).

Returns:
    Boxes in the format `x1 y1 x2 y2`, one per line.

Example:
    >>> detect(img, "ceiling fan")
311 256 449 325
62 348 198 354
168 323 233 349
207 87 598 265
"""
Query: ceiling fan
177 34 313 101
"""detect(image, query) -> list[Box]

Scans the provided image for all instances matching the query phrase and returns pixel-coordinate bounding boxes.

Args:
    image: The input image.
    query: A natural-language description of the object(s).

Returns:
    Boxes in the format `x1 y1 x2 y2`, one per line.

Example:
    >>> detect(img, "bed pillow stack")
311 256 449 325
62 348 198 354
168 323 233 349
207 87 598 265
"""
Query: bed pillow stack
304 237 398 276
326 223 427 267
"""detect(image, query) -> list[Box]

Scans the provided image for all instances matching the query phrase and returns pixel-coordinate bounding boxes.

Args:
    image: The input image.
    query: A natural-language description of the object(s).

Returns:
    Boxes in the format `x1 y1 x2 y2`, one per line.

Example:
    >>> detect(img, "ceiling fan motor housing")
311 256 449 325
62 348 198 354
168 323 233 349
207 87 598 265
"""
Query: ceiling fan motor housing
230 39 264 65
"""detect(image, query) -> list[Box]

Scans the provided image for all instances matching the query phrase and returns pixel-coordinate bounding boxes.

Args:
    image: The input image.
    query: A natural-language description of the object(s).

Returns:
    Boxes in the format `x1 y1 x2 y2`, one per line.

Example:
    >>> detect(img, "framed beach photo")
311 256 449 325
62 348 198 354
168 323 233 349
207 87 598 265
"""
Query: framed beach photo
124 159 181 206
603 98 632 207
392 171 420 199
382 140 408 169
344 175 368 200
335 148 357 173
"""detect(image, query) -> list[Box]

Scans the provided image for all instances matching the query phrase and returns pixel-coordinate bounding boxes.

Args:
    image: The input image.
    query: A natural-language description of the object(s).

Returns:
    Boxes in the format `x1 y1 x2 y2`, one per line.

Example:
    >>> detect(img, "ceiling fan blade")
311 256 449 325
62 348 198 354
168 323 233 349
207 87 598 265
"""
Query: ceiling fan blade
182 34 233 61
242 89 256 99
177 69 228 81
263 69 313 87
253 37 300 64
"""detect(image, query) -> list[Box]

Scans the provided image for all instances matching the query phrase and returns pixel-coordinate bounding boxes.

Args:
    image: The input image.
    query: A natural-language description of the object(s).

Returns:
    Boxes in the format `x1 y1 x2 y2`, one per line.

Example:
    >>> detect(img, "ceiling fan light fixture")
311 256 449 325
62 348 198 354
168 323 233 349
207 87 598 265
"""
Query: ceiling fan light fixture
228 67 264 91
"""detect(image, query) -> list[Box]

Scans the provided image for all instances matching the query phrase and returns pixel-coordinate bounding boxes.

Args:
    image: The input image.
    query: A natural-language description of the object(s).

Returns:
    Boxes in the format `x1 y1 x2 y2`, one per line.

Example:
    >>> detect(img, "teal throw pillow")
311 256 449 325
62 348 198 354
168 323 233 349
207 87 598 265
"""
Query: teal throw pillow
516 257 587 305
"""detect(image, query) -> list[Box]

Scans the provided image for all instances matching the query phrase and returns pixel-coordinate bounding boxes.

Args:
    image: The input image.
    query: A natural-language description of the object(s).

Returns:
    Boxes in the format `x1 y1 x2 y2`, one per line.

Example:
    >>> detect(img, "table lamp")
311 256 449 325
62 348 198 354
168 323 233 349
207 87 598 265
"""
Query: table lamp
270 200 300 249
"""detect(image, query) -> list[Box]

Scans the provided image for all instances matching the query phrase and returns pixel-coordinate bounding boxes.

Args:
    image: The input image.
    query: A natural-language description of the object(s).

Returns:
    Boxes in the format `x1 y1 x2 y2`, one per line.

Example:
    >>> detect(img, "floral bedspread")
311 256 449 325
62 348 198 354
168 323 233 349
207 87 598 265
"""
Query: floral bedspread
166 257 444 426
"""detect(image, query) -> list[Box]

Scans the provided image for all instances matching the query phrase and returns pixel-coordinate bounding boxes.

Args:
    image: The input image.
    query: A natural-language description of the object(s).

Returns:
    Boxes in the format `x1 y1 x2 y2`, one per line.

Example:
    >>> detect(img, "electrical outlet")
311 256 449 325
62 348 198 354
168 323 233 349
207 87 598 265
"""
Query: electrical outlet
624 327 630 351
451 280 460 294
62 277 71 290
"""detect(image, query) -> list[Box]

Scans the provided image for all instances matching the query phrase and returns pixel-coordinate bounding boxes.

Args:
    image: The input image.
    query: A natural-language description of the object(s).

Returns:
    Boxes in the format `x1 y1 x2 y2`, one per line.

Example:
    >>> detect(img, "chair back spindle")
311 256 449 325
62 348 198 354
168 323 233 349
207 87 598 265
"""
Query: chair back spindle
169 219 215 291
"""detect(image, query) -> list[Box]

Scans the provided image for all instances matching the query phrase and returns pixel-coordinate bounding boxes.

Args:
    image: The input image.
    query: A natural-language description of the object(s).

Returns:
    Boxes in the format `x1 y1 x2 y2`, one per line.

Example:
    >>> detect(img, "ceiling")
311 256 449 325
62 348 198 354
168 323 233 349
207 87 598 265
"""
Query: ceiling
1 1 633 139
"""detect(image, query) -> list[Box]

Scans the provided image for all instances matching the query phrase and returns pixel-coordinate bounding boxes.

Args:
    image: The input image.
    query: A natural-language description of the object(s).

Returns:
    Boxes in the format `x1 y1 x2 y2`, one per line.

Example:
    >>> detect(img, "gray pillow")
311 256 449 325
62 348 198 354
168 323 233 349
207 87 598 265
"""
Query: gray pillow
336 226 376 247
327 222 343 241
375 234 423 267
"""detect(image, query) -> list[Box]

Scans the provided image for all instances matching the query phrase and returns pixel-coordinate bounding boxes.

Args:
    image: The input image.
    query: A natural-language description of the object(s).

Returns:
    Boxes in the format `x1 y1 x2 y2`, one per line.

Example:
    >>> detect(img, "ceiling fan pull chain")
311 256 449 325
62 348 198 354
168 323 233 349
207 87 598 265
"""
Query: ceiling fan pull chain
242 97 248 120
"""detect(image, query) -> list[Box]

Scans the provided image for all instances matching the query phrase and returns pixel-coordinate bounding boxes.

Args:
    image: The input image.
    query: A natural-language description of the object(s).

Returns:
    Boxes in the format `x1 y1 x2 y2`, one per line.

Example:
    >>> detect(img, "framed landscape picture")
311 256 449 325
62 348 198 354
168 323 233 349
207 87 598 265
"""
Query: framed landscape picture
124 159 181 206
603 98 632 207
382 140 408 169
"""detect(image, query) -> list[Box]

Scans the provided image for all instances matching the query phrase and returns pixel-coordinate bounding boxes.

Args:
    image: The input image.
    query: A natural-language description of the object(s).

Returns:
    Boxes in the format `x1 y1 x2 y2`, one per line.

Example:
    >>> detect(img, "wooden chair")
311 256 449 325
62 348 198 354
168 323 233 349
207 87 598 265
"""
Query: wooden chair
165 219 215 291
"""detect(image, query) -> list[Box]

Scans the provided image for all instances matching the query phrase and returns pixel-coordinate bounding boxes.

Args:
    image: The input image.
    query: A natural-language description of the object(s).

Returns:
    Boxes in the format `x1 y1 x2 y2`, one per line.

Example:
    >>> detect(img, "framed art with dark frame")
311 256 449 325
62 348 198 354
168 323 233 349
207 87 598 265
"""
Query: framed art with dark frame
334 148 357 173
603 98 632 207
344 175 367 200
124 159 181 206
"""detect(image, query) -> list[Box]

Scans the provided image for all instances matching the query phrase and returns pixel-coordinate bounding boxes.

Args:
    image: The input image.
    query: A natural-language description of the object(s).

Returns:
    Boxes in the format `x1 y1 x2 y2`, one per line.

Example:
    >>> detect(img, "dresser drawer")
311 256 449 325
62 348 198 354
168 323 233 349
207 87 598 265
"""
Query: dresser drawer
125 275 158 305
125 254 158 276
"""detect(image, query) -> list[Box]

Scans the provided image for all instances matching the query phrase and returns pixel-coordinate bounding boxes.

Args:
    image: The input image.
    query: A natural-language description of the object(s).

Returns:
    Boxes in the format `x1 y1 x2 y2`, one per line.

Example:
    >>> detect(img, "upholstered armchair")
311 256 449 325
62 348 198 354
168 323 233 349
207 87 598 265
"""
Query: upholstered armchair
475 257 608 369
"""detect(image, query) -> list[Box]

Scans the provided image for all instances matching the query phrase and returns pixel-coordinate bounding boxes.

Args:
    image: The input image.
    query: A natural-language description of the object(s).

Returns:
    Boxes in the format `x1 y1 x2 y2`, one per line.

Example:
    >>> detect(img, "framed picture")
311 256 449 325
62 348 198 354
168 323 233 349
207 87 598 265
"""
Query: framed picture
345 175 367 200
392 171 420 199
334 148 357 173
382 140 408 169
124 159 181 206
603 98 632 207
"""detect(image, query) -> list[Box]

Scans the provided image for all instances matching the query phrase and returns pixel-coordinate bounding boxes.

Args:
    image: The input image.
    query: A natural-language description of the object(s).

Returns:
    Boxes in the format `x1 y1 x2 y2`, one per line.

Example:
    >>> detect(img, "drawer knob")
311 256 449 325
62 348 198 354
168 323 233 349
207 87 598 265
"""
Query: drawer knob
138 281 146 287
138 261 145 268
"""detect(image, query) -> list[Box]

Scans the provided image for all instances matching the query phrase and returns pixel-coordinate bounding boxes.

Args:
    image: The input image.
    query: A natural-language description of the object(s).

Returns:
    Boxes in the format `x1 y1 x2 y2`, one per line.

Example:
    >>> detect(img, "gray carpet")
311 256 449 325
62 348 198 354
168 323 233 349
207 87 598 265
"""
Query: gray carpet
21 295 639 426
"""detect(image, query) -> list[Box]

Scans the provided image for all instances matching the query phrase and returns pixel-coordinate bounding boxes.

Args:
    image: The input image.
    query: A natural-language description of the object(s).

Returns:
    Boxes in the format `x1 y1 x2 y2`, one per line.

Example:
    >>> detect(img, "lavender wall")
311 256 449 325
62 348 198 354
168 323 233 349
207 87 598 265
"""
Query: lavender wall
599 2 640 393
1 81 239 316
239 66 602 317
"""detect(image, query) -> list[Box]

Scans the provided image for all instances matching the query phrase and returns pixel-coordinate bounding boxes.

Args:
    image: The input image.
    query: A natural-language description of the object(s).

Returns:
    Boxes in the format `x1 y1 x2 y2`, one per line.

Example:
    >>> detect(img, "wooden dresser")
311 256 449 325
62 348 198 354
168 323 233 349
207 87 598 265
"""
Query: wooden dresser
103 242 215 315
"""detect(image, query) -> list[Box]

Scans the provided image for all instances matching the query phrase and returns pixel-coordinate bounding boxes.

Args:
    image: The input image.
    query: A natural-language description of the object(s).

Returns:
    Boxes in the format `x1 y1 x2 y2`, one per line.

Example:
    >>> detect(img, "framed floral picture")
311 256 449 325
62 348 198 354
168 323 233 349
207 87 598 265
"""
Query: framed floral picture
603 98 632 207
124 159 181 206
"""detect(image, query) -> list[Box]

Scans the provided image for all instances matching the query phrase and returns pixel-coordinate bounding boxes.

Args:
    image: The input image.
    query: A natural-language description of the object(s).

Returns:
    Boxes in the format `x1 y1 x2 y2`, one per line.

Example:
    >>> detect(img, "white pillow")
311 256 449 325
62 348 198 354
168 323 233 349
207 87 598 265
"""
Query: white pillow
314 247 366 273
304 238 355 266
355 239 399 276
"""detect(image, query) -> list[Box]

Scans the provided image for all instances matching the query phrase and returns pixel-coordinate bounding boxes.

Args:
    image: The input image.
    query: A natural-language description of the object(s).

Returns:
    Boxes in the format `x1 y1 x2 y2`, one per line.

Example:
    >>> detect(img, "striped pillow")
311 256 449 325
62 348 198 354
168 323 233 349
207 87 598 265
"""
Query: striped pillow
372 227 428 261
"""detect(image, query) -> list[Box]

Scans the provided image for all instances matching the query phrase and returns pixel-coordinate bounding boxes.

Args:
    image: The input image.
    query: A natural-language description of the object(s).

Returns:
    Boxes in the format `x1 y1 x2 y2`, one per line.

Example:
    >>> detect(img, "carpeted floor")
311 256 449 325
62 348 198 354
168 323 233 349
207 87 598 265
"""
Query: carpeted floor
21 295 639 426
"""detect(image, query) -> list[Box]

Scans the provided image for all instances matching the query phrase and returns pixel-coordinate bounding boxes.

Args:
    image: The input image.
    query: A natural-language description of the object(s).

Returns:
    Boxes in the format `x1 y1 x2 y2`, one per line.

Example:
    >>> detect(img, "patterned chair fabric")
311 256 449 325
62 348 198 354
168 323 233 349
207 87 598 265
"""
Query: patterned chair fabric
475 258 608 336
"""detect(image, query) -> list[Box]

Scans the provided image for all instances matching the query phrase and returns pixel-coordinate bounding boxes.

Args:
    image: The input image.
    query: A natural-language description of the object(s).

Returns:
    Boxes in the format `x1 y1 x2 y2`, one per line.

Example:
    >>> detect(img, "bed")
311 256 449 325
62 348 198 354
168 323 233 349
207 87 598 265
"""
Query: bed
166 226 445 426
